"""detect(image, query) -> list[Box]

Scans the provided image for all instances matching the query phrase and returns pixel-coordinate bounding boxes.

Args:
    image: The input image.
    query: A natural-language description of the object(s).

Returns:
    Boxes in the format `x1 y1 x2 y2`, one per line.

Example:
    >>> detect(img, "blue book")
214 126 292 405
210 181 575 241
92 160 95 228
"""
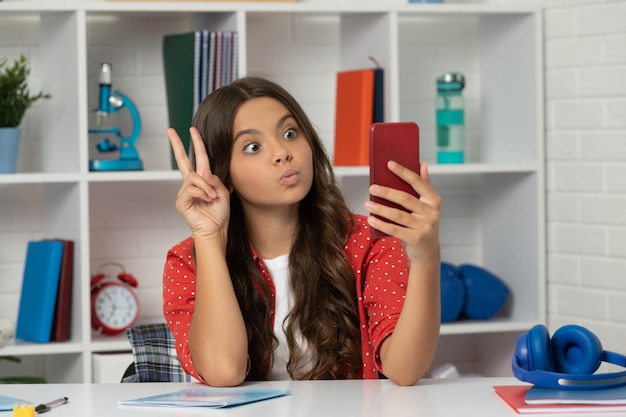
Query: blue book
15 240 64 343
119 387 291 408
373 67 384 123
525 384 626 405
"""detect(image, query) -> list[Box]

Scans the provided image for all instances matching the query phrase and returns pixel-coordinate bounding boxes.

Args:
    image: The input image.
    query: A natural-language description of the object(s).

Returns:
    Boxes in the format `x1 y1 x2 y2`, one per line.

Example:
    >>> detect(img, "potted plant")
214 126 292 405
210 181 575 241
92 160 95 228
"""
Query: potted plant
0 54 51 173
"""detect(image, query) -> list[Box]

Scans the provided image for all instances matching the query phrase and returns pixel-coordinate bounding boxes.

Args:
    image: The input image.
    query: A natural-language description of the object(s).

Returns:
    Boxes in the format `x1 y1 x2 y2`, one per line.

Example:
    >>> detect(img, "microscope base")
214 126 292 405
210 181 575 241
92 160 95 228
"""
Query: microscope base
89 159 143 171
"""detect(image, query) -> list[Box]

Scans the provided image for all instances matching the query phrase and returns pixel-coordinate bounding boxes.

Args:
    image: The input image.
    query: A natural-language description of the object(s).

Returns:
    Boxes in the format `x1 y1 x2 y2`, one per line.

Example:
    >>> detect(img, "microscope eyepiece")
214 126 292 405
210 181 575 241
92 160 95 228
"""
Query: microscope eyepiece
99 63 112 85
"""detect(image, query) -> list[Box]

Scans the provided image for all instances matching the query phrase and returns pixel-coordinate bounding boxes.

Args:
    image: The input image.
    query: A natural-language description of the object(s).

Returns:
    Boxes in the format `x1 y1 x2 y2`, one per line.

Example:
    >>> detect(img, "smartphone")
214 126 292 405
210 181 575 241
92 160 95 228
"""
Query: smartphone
369 122 420 239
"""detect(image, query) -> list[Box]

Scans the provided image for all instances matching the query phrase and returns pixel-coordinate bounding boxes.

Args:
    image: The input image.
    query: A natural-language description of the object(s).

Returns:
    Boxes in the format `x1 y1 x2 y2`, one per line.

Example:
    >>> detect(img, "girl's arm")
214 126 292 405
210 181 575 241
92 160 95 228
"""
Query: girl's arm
189 236 248 386
366 161 442 386
168 127 248 386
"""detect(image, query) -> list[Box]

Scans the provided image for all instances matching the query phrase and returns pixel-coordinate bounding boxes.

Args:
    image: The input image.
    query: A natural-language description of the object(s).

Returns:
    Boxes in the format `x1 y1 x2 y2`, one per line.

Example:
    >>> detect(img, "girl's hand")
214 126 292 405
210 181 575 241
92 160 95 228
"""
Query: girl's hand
168 127 231 240
365 161 441 262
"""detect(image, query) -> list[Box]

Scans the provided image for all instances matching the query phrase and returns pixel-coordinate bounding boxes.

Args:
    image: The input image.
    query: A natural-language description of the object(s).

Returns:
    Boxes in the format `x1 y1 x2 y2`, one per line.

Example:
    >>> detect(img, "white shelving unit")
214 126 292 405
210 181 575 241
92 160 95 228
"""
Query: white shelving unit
0 2 544 383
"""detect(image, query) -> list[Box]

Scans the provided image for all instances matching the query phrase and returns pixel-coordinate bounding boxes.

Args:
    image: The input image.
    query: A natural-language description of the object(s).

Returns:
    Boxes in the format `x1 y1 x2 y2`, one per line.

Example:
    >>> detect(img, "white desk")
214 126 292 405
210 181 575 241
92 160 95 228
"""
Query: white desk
0 377 614 417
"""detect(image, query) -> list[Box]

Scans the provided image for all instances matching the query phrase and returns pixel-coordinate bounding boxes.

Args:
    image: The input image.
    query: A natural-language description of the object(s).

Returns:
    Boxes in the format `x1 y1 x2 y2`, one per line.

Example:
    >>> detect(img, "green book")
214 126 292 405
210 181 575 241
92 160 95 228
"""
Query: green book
163 32 197 169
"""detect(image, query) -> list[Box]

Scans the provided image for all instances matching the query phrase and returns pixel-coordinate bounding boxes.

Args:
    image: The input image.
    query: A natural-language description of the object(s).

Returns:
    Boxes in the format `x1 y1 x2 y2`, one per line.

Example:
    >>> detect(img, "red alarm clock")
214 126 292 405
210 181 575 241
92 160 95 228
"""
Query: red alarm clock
90 263 140 336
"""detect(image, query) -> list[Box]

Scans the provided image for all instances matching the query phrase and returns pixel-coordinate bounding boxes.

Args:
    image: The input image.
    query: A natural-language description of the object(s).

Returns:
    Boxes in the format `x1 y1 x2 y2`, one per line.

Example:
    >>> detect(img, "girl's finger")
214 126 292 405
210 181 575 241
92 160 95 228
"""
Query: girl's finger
180 172 218 200
168 128 193 177
388 161 438 204
419 162 431 185
189 127 211 176
387 160 421 186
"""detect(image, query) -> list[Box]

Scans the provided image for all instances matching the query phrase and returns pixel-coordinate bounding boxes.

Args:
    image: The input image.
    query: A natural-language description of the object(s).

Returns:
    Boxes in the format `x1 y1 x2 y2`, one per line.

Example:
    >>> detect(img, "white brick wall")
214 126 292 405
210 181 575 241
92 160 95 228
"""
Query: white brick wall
541 0 626 353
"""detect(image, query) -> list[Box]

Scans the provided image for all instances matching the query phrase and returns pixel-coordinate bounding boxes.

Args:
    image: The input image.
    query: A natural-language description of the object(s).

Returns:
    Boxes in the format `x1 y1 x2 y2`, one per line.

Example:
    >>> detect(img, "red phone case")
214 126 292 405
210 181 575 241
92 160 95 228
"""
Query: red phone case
369 122 420 238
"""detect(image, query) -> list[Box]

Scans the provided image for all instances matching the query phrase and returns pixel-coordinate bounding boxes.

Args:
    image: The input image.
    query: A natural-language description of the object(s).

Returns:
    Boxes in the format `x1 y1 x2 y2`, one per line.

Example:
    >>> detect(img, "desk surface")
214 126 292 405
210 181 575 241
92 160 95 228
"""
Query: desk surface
0 377 614 417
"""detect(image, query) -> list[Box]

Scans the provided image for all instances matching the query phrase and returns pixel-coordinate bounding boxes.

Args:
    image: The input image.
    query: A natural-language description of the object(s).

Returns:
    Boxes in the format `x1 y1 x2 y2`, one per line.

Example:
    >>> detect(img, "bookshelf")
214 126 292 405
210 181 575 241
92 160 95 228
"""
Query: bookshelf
0 2 544 383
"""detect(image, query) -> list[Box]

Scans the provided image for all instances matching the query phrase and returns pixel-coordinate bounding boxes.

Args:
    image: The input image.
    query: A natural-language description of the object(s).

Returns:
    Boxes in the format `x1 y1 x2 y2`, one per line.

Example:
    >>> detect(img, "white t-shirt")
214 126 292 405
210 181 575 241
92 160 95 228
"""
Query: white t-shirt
263 254 292 380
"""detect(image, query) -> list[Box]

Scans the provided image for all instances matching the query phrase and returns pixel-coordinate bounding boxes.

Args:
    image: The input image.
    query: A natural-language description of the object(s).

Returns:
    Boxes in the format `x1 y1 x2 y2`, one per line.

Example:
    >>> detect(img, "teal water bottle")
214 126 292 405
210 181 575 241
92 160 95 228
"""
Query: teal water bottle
436 72 465 164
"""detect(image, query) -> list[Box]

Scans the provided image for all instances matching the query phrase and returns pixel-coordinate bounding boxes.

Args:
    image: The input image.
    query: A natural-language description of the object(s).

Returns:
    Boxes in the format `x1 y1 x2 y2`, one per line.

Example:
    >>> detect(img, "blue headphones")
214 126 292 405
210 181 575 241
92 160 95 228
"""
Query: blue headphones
512 324 626 390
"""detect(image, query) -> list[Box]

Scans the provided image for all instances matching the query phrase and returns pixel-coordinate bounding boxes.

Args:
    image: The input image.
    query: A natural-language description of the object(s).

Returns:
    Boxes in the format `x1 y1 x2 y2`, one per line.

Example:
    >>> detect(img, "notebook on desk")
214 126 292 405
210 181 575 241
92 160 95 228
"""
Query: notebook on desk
494 385 626 414
524 383 626 405
119 387 291 409
0 394 29 411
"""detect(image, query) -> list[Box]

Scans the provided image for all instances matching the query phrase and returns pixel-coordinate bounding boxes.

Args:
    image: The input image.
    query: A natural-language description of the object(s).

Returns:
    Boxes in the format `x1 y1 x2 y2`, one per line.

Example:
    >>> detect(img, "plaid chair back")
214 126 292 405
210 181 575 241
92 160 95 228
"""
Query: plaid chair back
124 322 196 382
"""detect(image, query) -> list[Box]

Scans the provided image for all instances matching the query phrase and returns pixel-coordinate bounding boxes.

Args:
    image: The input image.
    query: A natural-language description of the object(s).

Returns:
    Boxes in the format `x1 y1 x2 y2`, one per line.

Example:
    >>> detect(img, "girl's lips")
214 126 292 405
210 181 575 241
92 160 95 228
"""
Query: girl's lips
279 169 299 185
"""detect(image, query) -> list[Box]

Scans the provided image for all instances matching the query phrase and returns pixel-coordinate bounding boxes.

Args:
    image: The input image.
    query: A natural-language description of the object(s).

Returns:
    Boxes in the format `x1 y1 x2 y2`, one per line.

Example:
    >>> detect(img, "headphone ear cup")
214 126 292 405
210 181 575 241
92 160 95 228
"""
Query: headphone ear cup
552 324 603 375
514 325 556 372
514 331 532 371
527 324 557 373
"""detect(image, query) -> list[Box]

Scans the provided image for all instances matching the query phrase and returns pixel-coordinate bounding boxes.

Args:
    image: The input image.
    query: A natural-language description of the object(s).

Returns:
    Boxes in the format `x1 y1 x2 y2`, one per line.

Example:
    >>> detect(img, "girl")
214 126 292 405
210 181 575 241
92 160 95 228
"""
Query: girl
163 76 441 387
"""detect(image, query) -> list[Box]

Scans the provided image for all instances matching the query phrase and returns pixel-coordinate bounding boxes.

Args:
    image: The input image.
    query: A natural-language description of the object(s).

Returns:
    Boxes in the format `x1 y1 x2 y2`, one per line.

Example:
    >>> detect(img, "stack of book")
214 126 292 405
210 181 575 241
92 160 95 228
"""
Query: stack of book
494 384 626 414
15 239 74 343
163 30 239 168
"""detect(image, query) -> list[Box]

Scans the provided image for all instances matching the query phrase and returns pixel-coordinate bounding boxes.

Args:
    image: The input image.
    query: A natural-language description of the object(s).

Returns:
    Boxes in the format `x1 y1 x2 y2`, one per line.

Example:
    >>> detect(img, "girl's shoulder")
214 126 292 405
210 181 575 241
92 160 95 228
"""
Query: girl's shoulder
345 213 374 249
351 213 370 234
347 213 405 253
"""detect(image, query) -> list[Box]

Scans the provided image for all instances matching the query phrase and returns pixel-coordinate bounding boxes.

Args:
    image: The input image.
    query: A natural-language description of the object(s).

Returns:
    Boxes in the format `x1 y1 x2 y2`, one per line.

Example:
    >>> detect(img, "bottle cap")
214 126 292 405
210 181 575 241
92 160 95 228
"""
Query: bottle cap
437 72 465 91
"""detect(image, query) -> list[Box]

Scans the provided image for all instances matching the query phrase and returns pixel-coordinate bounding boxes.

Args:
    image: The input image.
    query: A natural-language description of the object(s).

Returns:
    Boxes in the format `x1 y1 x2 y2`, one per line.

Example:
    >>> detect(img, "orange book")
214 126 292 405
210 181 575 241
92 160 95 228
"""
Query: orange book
333 69 375 166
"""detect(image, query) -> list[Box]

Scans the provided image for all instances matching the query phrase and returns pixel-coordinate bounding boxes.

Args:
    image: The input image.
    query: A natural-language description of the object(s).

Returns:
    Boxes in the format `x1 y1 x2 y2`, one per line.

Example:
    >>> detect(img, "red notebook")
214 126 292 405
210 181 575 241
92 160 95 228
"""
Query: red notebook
493 385 626 414
333 69 375 166
51 239 74 342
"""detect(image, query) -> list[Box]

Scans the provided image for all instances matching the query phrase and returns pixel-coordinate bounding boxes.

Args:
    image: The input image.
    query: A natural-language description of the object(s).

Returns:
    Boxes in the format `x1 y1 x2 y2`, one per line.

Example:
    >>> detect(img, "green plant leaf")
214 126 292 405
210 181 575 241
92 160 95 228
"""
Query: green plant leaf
0 54 51 128
0 376 47 384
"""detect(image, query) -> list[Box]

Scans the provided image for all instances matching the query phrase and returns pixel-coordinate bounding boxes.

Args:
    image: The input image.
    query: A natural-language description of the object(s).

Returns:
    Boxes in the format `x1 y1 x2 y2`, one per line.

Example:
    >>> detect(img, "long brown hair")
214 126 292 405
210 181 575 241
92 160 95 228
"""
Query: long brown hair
192 76 361 379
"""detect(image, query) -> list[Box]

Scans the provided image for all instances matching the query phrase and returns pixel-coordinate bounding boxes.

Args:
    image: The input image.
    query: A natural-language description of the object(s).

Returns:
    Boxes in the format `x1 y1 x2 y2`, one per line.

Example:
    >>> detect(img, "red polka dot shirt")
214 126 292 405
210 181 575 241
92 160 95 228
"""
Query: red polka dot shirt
162 214 409 382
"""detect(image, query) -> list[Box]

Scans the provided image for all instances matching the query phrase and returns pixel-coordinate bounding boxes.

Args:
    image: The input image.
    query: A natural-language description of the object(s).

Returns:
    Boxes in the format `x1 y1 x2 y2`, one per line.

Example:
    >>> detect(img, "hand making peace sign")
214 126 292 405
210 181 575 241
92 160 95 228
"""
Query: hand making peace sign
167 127 231 240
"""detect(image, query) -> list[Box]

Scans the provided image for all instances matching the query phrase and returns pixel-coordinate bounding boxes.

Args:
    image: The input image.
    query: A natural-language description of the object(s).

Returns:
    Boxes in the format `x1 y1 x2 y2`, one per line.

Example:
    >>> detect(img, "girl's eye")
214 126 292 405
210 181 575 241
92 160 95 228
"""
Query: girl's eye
283 128 298 140
243 142 261 153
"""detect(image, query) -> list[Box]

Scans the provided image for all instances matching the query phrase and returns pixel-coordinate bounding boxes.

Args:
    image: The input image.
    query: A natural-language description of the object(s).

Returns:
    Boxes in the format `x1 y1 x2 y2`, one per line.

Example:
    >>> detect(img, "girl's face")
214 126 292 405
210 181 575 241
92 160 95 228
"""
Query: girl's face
229 97 314 211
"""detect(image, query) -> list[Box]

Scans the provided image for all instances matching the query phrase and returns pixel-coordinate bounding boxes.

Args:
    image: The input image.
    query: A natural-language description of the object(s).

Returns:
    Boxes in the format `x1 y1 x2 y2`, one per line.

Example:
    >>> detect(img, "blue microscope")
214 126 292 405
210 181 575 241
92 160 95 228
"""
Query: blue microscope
89 63 143 171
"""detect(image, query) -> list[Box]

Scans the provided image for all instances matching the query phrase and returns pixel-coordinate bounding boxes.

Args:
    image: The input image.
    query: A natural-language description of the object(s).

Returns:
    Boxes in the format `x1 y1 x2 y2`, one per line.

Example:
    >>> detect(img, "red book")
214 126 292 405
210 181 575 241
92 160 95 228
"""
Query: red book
51 239 74 342
333 69 375 166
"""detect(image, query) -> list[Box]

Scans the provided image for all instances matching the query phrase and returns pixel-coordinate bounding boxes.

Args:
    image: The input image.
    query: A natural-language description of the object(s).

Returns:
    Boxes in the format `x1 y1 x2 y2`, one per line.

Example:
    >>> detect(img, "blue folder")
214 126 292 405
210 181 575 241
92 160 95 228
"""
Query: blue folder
0 394 29 411
15 240 64 343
